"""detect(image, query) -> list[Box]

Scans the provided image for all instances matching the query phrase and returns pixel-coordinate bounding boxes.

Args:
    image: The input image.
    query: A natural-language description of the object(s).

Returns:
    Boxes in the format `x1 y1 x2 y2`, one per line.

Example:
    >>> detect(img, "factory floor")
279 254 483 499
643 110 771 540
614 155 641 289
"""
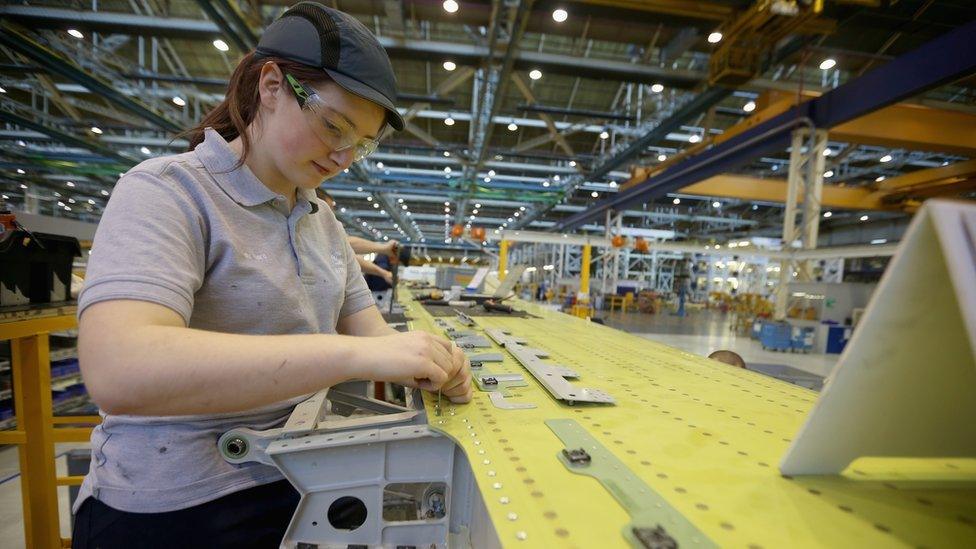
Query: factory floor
599 308 840 379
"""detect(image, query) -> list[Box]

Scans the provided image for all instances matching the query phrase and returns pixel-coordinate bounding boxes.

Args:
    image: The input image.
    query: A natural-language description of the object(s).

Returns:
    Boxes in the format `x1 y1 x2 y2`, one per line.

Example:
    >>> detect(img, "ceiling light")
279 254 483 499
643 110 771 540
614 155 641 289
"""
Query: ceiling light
650 83 664 93
860 215 869 221
475 203 481 208
356 186 362 191
0 86 6 94
514 212 520 217
542 181 550 187
472 209 479 214
553 175 560 181
101 189 110 196
743 100 756 113
519 206 526 211
16 168 25 174
823 211 832 218
90 126 103 134
569 160 576 167
673 198 680 205
712 201 721 208
444 167 452 173
67 29 84 39
822 148 832 156
552 8 568 22
444 117 455 126
366 196 373 201
707 31 723 44
340 207 346 212
609 181 617 188
172 96 186 107
819 58 837 70
658 154 667 162
140 146 152 155
443 60 457 71
376 162 384 169
20 184 27 189
689 134 701 143
66 181 75 187
213 39 230 52
445 201 450 206
443 0 459 13
484 177 491 182
599 131 609 140
871 238 887 245
880 154 892 163
488 170 495 177
529 69 543 80
507 122 519 132
373 203 379 208
17 140 26 147
591 191 599 198
823 170 834 178
88 199 96 205
443 151 451 157
875 175 886 182
401 205 408 210
397 198 404 203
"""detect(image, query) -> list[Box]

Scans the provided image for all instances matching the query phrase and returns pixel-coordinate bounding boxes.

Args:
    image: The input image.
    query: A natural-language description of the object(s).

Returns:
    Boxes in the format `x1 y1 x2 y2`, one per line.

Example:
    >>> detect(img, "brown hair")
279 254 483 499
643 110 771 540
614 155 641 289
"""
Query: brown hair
182 52 331 167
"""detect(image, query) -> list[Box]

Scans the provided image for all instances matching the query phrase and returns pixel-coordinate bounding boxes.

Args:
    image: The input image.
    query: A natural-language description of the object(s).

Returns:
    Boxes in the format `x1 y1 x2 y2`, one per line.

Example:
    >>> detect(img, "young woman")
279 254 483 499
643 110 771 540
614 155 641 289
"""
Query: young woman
72 3 471 546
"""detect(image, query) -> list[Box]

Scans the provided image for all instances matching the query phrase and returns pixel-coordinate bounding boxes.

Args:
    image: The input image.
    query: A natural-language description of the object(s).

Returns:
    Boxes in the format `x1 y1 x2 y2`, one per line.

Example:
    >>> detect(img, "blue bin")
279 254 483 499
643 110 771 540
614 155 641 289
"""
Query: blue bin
790 326 815 353
760 322 792 351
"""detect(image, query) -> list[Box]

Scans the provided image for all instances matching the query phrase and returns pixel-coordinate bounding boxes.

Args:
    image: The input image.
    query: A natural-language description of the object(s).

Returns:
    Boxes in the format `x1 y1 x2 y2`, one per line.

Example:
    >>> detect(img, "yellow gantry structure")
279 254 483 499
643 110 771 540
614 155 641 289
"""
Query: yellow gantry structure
404 294 976 548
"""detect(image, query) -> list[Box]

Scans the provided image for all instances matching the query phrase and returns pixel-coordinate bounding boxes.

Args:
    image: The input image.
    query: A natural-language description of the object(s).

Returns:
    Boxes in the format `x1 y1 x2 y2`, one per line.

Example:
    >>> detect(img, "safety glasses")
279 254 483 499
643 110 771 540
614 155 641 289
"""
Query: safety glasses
285 73 384 162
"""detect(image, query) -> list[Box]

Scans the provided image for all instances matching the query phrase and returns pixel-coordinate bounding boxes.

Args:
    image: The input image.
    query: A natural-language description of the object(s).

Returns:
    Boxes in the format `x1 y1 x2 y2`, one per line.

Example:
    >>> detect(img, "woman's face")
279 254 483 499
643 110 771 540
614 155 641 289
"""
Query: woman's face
256 63 386 190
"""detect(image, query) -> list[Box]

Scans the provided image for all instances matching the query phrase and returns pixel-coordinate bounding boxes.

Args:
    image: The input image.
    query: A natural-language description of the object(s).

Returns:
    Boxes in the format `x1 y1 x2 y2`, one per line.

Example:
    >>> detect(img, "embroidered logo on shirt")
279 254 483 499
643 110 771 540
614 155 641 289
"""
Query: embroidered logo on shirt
242 250 271 261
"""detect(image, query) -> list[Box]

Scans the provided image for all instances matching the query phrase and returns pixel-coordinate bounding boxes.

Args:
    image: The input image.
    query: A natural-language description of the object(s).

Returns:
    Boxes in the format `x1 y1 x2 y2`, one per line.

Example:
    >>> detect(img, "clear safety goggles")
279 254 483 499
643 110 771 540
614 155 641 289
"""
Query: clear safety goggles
285 73 384 162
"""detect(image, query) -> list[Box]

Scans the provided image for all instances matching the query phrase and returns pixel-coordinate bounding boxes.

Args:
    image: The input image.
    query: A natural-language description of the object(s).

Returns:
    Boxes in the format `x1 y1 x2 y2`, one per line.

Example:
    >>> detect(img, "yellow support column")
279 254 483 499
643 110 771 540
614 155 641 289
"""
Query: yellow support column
12 333 60 548
499 240 509 280
572 243 593 318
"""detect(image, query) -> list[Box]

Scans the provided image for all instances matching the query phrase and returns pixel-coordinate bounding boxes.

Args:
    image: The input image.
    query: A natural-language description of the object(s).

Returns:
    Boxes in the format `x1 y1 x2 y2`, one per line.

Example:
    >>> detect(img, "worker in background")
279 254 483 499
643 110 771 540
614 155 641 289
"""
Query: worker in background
316 188 397 285
72 3 471 546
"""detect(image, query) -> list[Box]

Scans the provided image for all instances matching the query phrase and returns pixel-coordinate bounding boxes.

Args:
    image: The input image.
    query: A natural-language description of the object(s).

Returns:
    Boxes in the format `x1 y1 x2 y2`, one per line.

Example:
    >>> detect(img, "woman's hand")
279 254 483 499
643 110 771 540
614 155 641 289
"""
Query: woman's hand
440 342 473 403
360 331 459 392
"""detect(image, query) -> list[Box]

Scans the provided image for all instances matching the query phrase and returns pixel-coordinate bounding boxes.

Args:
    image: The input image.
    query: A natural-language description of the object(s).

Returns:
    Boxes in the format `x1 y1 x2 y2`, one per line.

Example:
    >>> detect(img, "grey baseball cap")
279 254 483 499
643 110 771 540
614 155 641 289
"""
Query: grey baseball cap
256 2 404 131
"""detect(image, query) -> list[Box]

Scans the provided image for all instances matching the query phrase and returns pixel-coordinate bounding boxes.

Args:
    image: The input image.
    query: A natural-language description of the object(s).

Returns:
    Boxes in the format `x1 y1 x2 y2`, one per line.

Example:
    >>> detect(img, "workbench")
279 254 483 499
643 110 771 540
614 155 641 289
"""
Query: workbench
404 295 976 548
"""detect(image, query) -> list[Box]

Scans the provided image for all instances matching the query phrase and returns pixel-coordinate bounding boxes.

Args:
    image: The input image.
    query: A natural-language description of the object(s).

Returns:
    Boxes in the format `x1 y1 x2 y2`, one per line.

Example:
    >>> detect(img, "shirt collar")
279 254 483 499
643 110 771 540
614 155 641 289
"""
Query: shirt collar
194 128 279 208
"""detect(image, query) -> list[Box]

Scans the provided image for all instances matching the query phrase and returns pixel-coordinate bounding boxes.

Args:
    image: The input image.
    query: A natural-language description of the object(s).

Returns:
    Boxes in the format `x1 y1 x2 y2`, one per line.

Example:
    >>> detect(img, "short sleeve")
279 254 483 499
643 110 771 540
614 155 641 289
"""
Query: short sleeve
338 237 375 317
78 169 206 324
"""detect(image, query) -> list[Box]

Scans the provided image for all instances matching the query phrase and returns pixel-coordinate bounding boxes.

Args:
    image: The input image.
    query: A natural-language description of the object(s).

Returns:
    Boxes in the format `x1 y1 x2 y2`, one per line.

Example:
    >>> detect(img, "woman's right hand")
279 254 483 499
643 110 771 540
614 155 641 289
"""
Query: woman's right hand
360 331 459 391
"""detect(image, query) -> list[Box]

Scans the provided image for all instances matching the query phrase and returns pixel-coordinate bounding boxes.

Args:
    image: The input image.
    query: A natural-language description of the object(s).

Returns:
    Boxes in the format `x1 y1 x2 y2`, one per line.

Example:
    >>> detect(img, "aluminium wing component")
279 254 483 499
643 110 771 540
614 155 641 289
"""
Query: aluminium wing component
487 391 536 410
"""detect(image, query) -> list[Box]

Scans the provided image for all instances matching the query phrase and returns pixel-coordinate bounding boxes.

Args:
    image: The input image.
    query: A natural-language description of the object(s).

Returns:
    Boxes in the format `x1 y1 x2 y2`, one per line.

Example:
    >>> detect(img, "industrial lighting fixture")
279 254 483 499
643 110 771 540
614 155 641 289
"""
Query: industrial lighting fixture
875 175 886 182
101 189 109 196
366 196 373 201
712 201 721 208
569 160 576 167
514 212 520 217
487 170 495 177
444 117 455 126
475 203 481 208
373 203 379 208
90 126 103 135
542 181 550 187
472 209 479 214
552 8 568 22
443 0 459 13
658 154 667 162
443 60 457 71
213 39 230 52
443 151 451 156
140 146 152 155
376 162 384 169
67 29 84 39
16 169 25 174
599 131 609 140
553 175 560 182
340 207 346 212
650 83 664 93
591 191 599 198
0 86 6 94
484 177 491 183
860 215 869 221
819 58 837 70
879 154 892 163
519 206 526 211
743 101 756 113
444 201 450 206
689 134 701 143
88 199 96 205
20 184 28 189
823 211 832 218
17 140 26 147
870 238 887 245
707 31 723 44
609 181 617 188
823 170 834 178
66 181 75 187
529 69 543 80
171 96 187 107
507 122 518 131
673 198 680 205
444 167 452 173
822 148 832 156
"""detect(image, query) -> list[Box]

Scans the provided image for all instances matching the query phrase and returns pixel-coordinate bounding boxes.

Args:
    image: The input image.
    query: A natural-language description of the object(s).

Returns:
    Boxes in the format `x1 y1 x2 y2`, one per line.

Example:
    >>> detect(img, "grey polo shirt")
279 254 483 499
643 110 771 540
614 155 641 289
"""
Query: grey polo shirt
74 128 374 513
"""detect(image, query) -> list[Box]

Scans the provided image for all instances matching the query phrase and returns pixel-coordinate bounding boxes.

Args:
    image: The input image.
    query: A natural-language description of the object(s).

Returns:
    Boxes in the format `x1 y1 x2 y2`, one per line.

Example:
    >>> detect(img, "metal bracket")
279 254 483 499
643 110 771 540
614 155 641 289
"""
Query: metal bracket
486 329 615 405
487 391 537 410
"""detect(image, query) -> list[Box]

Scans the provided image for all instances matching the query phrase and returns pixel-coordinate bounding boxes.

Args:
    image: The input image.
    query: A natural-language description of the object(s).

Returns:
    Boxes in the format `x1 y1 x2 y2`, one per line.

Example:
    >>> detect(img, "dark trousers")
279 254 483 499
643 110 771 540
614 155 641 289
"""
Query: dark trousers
72 480 299 548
